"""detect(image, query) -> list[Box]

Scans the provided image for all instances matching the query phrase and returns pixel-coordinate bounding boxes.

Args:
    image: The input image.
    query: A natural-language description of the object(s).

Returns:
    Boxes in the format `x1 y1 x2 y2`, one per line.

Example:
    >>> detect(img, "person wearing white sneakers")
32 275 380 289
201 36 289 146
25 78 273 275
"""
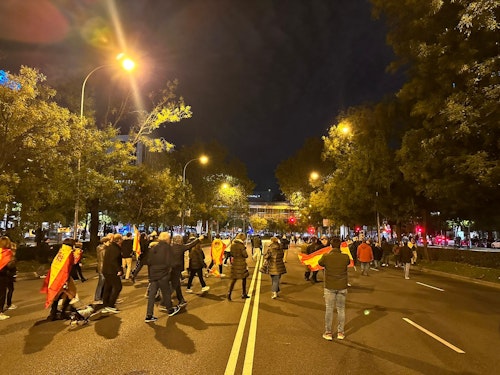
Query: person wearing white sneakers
186 237 210 294
318 238 350 341
261 237 286 299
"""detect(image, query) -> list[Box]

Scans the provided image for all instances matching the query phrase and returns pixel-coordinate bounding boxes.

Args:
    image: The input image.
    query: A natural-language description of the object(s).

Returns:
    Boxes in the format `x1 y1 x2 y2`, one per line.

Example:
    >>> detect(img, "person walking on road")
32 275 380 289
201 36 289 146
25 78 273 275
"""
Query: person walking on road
94 234 112 304
171 234 203 308
121 232 134 280
262 236 286 299
101 234 123 313
357 240 374 276
186 237 210 294
280 234 290 263
399 237 413 280
251 235 262 257
303 236 322 283
318 238 350 341
206 235 226 277
145 232 180 322
227 233 250 301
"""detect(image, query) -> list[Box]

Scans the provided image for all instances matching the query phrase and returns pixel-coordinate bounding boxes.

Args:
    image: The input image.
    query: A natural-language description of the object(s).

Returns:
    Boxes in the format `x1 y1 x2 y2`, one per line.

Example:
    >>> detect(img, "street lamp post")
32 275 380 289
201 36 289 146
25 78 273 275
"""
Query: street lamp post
180 155 208 233
73 54 136 240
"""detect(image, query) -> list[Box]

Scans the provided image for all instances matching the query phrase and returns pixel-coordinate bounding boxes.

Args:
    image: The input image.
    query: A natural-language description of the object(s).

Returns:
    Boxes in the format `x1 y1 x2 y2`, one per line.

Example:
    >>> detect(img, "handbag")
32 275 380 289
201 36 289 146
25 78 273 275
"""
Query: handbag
259 260 270 274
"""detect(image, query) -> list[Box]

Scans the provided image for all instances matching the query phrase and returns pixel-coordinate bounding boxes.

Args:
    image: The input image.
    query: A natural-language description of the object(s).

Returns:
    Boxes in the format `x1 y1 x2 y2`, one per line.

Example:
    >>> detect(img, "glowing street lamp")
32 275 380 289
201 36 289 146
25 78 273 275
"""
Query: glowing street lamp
181 155 209 232
73 53 136 240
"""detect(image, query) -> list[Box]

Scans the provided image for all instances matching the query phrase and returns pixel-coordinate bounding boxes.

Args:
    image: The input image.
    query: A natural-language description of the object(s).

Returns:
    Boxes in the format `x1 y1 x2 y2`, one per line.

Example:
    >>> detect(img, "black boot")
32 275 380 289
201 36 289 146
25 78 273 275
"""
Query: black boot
241 294 250 299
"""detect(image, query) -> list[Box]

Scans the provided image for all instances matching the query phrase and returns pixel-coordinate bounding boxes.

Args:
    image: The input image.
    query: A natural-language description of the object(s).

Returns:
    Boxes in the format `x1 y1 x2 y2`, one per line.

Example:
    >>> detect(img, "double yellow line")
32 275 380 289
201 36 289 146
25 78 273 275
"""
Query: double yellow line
224 252 264 375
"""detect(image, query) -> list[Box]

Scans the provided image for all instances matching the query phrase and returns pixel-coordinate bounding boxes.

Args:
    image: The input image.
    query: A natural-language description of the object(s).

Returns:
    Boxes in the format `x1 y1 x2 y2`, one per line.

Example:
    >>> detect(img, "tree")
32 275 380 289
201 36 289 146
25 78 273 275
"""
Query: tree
275 137 332 202
109 165 182 228
0 67 82 239
249 215 268 233
371 0 500 227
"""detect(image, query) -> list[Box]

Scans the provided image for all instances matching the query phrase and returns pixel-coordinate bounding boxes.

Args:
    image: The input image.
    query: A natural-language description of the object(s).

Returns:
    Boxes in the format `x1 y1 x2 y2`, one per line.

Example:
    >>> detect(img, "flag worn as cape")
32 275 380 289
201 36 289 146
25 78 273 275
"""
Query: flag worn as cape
73 248 82 264
211 238 226 266
340 242 355 267
133 225 141 258
298 246 332 271
0 248 13 271
40 244 74 308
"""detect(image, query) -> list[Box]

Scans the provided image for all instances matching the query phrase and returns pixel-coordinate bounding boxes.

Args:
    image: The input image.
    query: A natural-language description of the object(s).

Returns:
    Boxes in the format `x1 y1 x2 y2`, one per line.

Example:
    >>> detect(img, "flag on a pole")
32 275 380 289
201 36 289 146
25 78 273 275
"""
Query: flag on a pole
40 243 74 308
0 247 13 271
298 246 332 271
133 225 141 258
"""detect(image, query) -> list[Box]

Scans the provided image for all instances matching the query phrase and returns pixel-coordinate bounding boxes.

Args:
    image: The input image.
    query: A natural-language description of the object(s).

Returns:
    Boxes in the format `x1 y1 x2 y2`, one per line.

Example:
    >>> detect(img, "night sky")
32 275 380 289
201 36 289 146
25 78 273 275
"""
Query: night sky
0 0 403 192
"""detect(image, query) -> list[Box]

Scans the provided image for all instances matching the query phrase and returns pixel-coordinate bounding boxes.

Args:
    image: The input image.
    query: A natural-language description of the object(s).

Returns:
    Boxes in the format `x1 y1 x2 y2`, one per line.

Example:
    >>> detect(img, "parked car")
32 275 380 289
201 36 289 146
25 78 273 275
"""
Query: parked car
491 240 500 249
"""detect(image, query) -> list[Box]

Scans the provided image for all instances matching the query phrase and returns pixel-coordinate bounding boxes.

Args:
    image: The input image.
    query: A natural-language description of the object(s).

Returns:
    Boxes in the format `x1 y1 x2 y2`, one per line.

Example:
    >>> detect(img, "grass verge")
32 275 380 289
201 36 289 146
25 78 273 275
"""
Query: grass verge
418 260 500 284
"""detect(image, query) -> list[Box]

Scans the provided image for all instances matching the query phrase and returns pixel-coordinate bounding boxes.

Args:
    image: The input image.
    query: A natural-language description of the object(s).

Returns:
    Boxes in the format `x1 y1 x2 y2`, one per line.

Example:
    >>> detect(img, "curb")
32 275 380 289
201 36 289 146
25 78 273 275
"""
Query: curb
417 267 500 290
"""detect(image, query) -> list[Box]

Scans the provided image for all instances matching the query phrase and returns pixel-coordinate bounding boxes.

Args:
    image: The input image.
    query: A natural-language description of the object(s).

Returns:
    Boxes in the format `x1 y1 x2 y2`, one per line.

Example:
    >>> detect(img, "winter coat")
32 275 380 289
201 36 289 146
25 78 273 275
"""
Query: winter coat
399 244 413 264
146 241 173 281
357 242 374 263
252 236 262 248
318 248 350 290
96 242 107 274
280 237 290 250
171 238 200 269
229 239 249 279
189 243 206 270
264 242 286 276
121 238 134 258
102 242 122 275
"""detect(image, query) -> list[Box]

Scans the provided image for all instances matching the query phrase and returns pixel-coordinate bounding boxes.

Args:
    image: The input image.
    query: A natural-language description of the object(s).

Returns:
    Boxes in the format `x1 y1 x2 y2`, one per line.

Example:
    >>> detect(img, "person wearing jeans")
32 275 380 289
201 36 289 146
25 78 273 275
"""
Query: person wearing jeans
262 236 286 299
318 238 350 340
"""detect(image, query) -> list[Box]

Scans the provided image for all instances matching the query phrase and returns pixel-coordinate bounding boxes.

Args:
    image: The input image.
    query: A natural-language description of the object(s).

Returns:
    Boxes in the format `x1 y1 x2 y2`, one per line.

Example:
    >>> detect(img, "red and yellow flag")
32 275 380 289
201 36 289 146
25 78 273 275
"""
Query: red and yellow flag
133 225 141 258
298 246 332 271
40 244 74 308
341 242 355 267
211 238 226 266
0 248 13 271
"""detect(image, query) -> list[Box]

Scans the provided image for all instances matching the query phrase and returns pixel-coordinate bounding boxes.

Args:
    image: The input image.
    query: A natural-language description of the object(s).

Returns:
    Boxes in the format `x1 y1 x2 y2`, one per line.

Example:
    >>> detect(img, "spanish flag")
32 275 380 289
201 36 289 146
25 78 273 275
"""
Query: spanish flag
0 247 13 271
340 242 355 267
298 246 332 271
40 244 74 308
211 238 226 266
133 225 141 258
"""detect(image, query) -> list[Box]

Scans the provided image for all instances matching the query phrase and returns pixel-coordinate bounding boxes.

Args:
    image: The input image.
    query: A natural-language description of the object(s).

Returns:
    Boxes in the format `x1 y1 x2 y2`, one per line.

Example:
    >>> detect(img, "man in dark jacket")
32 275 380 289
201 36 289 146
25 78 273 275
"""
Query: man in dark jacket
145 232 180 322
121 232 134 280
399 237 413 280
318 238 350 341
170 234 203 308
102 234 123 313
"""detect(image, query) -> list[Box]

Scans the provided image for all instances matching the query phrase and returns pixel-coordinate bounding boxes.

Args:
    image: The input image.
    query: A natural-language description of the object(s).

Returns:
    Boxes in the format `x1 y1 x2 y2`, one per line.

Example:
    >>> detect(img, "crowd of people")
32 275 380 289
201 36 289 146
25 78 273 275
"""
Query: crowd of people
0 231 418 342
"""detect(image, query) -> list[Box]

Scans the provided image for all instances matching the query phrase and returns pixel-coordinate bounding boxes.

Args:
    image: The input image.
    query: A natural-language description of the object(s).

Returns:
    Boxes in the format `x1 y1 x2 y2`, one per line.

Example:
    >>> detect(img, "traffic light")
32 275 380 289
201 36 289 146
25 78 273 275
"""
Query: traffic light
416 225 423 234
288 216 296 225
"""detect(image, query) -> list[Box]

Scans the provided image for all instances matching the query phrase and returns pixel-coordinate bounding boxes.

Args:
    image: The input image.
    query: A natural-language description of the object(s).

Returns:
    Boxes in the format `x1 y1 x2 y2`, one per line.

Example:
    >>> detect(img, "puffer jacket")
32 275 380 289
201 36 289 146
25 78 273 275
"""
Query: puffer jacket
189 243 206 270
229 238 249 279
264 242 287 276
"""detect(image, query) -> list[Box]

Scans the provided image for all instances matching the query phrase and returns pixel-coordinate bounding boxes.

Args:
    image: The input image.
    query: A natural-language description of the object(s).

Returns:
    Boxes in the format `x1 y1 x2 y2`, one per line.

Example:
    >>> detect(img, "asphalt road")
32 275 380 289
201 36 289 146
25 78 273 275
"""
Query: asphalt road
1 243 499 375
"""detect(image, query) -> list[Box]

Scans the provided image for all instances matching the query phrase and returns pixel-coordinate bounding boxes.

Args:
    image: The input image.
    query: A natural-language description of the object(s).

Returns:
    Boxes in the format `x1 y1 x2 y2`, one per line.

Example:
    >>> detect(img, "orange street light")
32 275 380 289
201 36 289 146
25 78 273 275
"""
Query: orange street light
74 53 137 239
